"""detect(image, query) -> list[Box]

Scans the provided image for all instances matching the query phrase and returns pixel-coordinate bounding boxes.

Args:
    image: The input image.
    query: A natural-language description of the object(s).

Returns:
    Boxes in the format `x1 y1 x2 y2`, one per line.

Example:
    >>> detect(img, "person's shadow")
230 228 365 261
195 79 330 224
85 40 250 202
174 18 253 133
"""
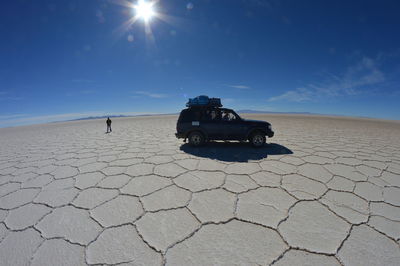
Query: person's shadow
180 142 293 162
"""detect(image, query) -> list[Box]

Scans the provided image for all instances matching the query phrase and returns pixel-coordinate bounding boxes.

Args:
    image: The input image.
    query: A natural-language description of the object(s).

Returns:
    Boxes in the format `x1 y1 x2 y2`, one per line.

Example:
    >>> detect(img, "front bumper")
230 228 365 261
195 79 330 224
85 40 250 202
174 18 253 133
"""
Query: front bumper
266 130 274 138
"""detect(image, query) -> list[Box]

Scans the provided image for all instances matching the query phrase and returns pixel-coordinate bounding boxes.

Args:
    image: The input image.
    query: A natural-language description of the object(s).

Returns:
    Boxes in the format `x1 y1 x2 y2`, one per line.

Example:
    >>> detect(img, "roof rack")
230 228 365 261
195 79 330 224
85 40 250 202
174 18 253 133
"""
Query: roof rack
186 95 222 108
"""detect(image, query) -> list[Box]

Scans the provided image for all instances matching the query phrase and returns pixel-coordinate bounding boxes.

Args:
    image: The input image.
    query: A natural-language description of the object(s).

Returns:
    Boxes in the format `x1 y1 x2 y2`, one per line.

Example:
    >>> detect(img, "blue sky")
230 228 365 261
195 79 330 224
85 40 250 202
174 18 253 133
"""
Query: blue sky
1 0 400 127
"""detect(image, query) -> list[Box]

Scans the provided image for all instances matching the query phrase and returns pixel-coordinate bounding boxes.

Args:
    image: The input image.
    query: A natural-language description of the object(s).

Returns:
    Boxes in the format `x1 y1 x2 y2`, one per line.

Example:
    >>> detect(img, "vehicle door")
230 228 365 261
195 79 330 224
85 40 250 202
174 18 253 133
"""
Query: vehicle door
200 109 223 140
222 110 247 140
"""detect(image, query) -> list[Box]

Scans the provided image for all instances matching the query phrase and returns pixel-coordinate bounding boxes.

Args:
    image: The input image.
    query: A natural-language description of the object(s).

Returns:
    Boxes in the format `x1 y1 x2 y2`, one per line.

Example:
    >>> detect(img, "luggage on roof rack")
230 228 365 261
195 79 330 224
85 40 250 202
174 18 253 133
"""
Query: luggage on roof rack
186 95 222 108
209 97 222 107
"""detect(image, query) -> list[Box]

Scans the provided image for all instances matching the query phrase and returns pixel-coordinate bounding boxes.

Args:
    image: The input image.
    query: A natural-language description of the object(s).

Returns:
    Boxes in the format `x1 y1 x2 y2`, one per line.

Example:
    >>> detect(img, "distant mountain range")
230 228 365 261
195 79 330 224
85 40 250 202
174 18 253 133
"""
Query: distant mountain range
65 110 370 122
68 113 180 121
68 115 129 121
237 110 377 120
237 110 315 115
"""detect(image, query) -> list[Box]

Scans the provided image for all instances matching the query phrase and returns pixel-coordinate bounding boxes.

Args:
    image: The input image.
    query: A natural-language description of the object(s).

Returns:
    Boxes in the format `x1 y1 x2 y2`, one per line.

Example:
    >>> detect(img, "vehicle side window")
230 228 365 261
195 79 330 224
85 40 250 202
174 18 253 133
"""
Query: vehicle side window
221 110 237 122
202 109 224 122
212 110 222 121
202 109 218 121
179 109 228 122
215 110 222 120
202 110 211 121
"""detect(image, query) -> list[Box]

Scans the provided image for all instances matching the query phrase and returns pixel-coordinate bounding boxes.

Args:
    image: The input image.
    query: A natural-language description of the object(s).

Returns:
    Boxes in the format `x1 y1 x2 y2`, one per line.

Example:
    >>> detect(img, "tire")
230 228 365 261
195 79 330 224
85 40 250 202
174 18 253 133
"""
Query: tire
250 131 266 147
188 131 205 147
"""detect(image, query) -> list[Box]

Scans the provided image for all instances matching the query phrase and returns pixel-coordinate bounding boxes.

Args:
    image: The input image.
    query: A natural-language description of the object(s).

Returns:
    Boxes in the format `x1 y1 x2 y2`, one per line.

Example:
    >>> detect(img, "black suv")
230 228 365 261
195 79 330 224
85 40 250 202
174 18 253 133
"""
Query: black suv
176 106 274 147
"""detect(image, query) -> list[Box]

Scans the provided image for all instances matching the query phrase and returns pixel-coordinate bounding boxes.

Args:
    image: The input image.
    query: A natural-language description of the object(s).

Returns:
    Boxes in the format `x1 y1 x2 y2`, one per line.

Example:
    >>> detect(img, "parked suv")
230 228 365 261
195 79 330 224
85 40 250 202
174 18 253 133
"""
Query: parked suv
176 106 274 147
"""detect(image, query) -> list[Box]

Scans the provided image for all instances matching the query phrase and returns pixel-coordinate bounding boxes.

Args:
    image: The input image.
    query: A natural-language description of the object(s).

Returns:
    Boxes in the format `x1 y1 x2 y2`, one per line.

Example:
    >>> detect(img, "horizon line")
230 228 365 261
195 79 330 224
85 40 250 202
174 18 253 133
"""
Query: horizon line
1 110 399 129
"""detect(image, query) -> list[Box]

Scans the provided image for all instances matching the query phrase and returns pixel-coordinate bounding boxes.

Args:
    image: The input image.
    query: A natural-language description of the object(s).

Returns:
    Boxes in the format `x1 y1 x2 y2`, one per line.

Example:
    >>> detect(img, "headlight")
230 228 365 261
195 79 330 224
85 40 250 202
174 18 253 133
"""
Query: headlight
267 124 272 130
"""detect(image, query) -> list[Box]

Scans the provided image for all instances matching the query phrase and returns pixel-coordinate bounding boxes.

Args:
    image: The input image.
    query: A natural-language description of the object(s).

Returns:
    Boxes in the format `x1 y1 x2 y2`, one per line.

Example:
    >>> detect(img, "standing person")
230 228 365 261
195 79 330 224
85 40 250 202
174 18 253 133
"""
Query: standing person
106 117 112 133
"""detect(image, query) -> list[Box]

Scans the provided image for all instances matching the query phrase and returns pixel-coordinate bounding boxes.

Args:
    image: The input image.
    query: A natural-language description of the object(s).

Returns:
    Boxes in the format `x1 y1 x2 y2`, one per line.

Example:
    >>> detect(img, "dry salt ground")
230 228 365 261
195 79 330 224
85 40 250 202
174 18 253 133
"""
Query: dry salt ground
0 114 399 265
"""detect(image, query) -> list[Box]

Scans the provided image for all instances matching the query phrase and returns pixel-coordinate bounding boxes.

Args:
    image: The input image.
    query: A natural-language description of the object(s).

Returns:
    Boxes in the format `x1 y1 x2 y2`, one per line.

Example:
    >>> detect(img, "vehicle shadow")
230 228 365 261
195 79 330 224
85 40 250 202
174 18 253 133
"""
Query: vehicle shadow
180 142 293 162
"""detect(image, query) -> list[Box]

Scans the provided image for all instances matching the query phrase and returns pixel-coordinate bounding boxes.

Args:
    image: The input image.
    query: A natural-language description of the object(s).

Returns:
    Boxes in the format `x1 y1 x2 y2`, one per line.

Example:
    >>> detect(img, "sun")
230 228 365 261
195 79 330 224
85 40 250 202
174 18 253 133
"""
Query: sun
134 0 155 22
110 0 170 44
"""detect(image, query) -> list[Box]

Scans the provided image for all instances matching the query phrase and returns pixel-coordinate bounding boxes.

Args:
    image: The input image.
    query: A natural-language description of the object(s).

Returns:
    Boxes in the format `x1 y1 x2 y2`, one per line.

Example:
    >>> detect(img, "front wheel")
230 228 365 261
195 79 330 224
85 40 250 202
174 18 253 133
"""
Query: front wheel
188 131 205 147
250 132 266 147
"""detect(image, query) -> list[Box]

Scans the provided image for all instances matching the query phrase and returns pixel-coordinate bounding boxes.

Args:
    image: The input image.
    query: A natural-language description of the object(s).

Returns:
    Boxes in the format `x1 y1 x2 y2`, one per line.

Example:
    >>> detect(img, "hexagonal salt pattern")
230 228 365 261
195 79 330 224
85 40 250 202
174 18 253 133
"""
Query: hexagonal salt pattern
274 249 341 266
166 219 287 265
337 224 400 266
90 195 144 227
136 208 200 252
31 239 86 266
279 201 350 254
0 114 399 265
0 229 43 265
36 206 102 245
86 225 162 265
237 187 297 228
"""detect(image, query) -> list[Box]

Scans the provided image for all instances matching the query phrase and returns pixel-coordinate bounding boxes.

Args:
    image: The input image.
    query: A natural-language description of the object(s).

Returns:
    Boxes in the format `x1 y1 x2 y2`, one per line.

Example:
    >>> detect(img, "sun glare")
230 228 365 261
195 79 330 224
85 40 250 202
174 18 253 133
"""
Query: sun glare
111 0 169 44
134 0 155 22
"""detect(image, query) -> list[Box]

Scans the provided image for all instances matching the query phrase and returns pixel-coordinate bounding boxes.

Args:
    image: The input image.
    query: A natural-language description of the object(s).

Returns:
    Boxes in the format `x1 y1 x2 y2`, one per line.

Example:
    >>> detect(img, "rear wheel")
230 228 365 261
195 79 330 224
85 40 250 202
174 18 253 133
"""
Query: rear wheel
250 132 266 147
188 131 205 147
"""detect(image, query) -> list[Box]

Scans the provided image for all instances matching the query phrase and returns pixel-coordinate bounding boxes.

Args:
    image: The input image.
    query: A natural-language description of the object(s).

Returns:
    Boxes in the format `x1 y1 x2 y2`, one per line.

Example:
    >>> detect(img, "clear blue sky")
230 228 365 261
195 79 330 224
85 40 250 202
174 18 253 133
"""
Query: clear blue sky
1 0 400 127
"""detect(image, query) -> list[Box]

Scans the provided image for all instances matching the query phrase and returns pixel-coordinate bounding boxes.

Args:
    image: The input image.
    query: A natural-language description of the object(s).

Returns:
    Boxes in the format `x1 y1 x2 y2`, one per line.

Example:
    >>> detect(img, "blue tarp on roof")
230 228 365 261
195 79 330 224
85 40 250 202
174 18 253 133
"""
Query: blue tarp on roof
186 95 222 107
